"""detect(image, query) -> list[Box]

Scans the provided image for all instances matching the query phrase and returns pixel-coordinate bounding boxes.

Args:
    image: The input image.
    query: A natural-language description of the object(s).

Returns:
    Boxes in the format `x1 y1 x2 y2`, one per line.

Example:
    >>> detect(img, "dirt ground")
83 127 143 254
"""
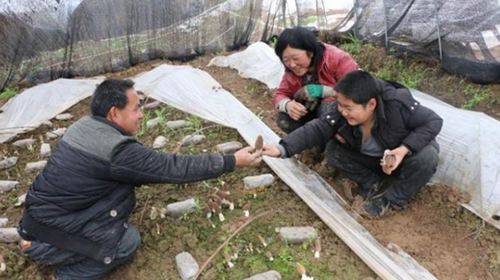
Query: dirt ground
1 43 500 280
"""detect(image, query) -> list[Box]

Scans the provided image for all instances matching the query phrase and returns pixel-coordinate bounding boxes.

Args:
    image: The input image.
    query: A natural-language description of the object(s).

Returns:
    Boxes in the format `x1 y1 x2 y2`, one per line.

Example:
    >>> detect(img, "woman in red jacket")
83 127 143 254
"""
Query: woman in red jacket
274 26 359 133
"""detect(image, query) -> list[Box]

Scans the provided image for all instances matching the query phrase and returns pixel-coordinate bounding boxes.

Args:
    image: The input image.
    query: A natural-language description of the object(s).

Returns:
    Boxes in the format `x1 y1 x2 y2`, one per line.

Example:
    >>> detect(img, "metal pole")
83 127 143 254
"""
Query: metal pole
353 0 359 37
382 0 389 48
432 0 443 59
321 0 329 28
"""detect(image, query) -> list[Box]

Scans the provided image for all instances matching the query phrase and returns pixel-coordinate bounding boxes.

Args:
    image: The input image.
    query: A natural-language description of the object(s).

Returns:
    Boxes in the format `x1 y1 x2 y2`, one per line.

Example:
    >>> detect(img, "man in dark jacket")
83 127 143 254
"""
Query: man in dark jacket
17 79 262 280
263 70 443 217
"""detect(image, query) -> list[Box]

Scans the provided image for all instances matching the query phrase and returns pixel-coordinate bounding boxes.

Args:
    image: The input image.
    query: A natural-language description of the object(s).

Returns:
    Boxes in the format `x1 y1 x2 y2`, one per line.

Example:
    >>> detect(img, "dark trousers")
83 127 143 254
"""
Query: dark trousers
21 225 141 280
276 99 335 134
325 140 439 207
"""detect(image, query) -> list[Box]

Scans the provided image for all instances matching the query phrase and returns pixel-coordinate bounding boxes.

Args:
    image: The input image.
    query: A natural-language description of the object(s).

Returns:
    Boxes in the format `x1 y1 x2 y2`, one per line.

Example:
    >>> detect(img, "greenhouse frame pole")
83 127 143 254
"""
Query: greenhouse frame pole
432 0 443 59
382 0 389 47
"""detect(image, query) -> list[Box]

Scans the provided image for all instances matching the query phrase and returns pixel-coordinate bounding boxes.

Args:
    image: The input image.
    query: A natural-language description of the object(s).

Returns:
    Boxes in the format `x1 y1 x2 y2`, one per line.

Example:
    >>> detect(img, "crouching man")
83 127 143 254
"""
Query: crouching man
17 79 262 280
263 70 443 217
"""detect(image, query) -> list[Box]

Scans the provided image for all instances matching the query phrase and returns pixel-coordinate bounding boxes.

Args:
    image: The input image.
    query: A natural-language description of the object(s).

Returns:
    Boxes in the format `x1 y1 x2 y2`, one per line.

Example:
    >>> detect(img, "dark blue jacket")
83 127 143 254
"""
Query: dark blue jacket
19 116 235 264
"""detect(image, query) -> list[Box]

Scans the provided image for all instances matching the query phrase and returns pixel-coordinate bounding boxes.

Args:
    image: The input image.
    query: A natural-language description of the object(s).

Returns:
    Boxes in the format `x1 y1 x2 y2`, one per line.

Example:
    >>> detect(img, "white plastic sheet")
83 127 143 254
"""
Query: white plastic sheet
0 78 103 143
208 42 285 89
411 89 500 228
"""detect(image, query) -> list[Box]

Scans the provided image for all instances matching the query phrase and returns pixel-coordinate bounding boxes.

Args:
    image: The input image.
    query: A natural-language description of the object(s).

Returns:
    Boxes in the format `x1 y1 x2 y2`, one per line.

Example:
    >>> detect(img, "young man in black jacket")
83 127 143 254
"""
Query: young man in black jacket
264 70 443 217
17 79 262 280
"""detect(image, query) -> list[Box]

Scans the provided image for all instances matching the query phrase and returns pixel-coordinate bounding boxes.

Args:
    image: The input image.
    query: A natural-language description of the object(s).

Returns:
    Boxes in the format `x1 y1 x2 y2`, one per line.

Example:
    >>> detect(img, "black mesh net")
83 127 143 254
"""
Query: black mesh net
0 0 265 90
0 0 498 91
354 0 500 83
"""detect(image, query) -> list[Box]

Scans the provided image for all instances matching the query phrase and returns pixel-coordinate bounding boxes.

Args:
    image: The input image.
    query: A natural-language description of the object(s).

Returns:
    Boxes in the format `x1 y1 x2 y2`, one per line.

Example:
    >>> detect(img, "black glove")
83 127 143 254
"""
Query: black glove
293 85 335 111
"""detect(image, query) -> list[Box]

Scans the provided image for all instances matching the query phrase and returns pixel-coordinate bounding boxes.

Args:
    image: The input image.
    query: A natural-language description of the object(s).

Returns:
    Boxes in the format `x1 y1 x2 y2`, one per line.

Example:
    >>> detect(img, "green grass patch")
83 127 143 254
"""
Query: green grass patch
339 34 363 55
399 66 425 89
185 115 204 132
461 85 492 109
373 59 425 89
0 87 17 100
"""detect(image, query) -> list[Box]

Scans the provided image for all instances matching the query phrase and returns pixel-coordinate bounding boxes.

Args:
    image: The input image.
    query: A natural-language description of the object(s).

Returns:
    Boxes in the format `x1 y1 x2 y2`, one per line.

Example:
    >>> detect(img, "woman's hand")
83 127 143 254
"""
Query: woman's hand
286 100 308 120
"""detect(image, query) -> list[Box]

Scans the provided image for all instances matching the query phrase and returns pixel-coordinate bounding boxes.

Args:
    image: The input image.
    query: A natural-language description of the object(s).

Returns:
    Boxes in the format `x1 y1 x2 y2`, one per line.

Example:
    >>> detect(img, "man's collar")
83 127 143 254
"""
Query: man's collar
91 115 132 136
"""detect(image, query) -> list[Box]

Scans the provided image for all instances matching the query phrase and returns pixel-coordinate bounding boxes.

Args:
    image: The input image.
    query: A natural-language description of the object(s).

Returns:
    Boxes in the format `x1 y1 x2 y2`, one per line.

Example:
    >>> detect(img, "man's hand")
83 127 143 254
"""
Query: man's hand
262 144 281 157
249 135 265 154
380 146 410 175
234 146 262 167
286 100 308 120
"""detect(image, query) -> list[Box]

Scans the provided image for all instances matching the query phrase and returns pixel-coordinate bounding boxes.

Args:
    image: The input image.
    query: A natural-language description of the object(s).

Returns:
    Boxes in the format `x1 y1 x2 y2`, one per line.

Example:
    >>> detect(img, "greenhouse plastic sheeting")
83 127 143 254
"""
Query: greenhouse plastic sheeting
208 42 284 89
411 89 500 227
132 64 437 280
210 42 500 228
0 78 103 143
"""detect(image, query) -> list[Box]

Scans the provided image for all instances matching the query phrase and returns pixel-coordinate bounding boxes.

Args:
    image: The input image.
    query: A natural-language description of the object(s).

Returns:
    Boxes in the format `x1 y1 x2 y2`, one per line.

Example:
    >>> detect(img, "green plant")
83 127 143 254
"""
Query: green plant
256 111 265 121
276 247 293 264
388 47 398 55
339 33 363 55
27 144 35 154
218 179 226 187
374 70 392 81
301 238 313 251
245 84 256 96
200 181 211 190
374 59 424 89
0 87 17 100
186 115 204 133
462 85 491 109
194 197 202 212
136 110 152 137
154 107 169 122
135 130 145 138
399 65 425 89
489 97 500 105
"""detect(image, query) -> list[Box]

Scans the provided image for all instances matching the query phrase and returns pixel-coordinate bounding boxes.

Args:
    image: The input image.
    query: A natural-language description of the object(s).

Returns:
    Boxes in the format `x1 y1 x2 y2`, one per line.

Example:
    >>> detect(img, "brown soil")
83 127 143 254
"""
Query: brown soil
1 44 500 280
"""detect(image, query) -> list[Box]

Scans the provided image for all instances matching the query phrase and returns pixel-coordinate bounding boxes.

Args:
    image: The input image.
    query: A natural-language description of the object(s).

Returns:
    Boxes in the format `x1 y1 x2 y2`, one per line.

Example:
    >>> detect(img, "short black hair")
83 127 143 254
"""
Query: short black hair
334 70 381 106
91 79 135 117
275 26 325 70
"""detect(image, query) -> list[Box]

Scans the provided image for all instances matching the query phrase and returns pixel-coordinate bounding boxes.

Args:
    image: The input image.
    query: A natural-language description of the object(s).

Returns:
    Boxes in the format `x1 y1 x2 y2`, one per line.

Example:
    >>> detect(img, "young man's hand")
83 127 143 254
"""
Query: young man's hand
380 146 410 175
285 100 308 120
234 147 262 167
262 144 281 157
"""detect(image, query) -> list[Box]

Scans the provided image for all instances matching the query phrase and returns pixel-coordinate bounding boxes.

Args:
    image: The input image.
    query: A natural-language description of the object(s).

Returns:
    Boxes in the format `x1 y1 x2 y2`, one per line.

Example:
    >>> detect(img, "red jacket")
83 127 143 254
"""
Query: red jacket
273 44 358 108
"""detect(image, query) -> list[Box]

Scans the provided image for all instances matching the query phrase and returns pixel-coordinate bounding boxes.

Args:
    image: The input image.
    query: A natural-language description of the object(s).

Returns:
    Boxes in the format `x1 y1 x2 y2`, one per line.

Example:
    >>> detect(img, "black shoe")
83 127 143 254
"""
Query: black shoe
344 180 386 201
360 181 389 201
361 197 391 217
342 179 360 201
362 187 386 201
